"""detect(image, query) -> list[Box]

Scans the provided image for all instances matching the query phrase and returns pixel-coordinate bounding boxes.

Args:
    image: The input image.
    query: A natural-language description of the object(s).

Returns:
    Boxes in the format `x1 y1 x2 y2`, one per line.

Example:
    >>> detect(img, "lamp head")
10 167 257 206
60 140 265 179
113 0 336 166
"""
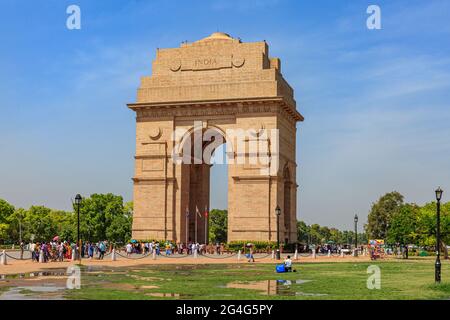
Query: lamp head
435 187 443 202
75 194 82 205
275 205 281 216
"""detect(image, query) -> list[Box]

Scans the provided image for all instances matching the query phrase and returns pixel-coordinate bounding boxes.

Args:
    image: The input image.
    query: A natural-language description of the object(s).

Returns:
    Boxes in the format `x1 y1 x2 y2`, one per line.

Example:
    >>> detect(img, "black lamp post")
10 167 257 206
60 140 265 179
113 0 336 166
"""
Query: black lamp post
275 205 281 260
435 187 443 283
354 214 359 257
75 194 82 263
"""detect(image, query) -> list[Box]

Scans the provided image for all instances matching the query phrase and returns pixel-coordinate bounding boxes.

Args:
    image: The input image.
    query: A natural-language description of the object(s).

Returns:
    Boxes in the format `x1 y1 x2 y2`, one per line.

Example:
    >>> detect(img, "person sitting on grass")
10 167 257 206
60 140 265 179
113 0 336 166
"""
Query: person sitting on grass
284 255 293 272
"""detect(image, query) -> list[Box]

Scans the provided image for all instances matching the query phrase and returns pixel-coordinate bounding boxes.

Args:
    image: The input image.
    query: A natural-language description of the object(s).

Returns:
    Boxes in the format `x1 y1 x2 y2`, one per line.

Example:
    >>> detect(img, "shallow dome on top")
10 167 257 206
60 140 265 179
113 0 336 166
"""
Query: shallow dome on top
196 32 235 42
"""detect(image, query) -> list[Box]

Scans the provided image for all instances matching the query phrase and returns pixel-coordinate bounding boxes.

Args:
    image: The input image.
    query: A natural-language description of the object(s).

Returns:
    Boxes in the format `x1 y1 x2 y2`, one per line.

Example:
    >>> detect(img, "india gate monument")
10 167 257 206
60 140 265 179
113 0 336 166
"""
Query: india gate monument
127 32 303 244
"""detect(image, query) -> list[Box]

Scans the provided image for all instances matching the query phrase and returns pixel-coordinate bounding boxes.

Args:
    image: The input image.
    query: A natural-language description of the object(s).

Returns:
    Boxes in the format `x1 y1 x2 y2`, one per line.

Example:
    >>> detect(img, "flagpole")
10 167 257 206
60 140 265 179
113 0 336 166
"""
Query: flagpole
186 208 188 247
204 206 207 245
195 206 198 243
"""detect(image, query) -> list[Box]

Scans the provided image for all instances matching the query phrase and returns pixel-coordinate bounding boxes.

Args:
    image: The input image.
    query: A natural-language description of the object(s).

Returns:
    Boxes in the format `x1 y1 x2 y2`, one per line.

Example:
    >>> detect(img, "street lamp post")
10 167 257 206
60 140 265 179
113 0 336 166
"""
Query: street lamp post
18 210 23 259
275 205 281 260
75 194 82 263
435 187 443 283
354 214 358 257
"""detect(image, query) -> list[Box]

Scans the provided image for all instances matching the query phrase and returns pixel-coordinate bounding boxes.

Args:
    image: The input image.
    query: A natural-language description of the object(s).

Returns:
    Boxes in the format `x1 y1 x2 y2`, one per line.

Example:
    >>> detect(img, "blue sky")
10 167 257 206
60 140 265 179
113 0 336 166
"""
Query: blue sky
1 0 449 230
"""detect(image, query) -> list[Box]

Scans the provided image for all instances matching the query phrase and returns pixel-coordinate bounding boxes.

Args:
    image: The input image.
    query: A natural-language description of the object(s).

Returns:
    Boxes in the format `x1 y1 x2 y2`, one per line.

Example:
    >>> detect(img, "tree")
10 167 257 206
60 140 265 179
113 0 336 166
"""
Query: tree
416 202 450 258
76 193 129 242
329 228 342 244
297 221 309 243
387 203 419 246
208 209 227 243
23 206 58 242
0 199 15 242
0 199 15 224
106 202 133 243
6 208 27 243
366 192 404 239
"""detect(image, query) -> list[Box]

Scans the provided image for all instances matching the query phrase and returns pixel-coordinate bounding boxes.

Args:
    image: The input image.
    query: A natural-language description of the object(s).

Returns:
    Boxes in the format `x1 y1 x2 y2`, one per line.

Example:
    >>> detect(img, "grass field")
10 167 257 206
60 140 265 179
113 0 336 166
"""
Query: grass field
64 258 450 300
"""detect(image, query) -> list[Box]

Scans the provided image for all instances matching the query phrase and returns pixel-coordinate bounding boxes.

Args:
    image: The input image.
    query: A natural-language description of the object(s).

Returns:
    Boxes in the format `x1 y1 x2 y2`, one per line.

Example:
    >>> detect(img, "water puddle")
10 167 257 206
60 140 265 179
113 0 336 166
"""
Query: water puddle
225 279 327 297
0 284 66 300
0 270 67 280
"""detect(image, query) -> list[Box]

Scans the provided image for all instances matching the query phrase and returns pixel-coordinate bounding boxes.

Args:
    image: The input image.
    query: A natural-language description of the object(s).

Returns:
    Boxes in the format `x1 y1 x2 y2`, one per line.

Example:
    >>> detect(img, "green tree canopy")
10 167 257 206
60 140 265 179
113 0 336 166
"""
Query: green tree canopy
208 209 227 243
386 203 419 245
366 191 404 239
76 194 132 243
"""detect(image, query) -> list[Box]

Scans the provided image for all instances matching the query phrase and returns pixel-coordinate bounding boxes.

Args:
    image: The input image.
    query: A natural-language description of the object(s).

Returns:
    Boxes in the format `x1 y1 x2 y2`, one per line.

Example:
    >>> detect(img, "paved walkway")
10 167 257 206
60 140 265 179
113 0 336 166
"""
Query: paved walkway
0 250 373 275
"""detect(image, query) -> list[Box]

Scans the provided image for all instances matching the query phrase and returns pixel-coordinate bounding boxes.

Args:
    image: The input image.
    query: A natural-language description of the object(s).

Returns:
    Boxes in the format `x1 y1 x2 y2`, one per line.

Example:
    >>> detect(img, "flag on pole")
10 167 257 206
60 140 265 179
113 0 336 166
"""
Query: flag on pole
196 206 202 218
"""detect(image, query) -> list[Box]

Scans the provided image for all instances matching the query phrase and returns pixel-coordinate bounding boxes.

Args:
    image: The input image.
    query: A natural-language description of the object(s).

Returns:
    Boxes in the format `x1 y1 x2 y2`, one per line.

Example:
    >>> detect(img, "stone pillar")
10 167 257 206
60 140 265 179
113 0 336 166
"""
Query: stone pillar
0 251 6 265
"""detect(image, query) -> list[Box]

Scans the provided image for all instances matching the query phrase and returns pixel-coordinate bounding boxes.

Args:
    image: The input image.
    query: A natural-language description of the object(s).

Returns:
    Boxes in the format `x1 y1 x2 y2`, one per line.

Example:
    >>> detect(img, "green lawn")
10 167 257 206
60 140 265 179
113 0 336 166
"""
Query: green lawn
65 258 450 300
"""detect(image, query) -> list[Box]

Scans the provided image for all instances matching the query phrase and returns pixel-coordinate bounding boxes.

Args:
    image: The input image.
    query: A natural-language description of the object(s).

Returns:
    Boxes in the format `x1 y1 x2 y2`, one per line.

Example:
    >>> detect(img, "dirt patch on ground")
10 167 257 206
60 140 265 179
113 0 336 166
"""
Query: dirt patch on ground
140 285 159 289
100 282 138 291
129 275 162 281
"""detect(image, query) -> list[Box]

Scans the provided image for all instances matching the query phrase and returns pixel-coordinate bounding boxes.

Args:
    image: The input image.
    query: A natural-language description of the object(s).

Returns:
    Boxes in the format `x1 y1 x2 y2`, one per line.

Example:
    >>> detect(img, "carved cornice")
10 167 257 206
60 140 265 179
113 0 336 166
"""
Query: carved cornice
128 97 303 124
132 177 176 184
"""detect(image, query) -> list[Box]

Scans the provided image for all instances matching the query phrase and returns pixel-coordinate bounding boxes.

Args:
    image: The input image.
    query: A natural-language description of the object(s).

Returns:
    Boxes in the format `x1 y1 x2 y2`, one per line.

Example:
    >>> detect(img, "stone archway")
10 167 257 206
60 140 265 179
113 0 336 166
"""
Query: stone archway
127 32 303 244
178 125 229 244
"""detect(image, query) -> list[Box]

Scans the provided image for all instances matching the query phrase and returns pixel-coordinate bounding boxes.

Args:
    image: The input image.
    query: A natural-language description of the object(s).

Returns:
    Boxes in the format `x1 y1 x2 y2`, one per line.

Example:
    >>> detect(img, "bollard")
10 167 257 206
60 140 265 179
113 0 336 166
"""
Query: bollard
237 250 241 261
39 250 44 263
152 250 156 260
340 250 344 258
294 249 298 260
194 249 198 259
111 249 116 261
312 249 316 259
0 250 6 265
328 249 331 257
271 250 275 259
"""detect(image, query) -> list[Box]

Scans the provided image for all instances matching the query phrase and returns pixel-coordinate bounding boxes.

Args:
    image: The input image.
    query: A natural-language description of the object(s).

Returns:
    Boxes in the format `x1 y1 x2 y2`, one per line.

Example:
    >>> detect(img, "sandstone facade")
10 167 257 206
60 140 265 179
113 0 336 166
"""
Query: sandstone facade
128 32 303 244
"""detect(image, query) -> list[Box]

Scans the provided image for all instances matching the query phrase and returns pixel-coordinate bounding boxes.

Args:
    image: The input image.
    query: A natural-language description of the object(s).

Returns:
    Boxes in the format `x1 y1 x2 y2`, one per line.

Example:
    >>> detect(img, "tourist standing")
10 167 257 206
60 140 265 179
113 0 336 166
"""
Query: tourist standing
126 242 133 257
284 255 293 272
98 241 106 259
88 243 94 259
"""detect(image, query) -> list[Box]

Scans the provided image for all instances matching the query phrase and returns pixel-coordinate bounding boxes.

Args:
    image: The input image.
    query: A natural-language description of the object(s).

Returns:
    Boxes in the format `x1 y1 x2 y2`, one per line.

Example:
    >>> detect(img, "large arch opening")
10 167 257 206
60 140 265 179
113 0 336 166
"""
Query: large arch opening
209 143 229 244
179 126 230 245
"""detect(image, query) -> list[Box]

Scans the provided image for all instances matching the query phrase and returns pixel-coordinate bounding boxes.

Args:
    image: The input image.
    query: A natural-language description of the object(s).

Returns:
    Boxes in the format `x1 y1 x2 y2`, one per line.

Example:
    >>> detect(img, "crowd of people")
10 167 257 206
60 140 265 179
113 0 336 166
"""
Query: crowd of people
123 241 228 256
22 240 111 262
13 240 229 263
297 243 365 254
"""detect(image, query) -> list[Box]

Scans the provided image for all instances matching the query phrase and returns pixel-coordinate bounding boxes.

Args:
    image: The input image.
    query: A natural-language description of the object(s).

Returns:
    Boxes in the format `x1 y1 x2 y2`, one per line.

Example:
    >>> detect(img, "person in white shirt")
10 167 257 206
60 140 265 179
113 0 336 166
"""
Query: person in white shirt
126 243 133 257
284 255 293 272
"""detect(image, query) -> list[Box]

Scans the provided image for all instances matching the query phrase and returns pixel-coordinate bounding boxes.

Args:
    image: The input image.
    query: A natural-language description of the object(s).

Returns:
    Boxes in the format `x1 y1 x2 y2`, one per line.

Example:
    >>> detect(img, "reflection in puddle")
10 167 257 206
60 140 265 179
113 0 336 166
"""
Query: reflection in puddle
225 279 327 297
0 271 67 280
146 292 181 298
0 285 66 300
